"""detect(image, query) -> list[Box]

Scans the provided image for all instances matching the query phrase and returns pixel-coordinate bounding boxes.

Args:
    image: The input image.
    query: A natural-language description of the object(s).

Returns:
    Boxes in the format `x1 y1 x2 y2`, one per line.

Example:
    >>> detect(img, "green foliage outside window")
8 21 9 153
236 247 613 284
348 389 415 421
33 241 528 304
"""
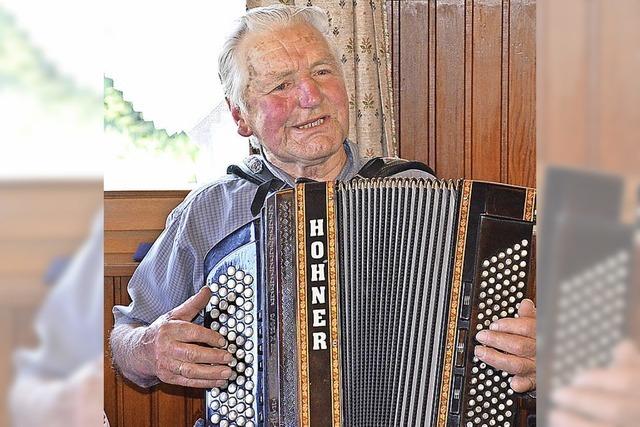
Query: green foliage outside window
104 77 200 163
2 6 208 186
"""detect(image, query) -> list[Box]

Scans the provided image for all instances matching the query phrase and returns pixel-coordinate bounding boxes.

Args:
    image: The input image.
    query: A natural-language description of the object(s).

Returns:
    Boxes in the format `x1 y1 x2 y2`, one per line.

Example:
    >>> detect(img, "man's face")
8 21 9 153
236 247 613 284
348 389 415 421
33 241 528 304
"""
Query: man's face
236 23 350 168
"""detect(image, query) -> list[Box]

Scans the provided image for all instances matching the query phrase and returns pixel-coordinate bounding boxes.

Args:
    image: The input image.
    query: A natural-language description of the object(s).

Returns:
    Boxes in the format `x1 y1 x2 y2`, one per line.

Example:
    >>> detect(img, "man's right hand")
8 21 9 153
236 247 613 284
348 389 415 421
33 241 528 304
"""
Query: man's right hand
140 286 233 388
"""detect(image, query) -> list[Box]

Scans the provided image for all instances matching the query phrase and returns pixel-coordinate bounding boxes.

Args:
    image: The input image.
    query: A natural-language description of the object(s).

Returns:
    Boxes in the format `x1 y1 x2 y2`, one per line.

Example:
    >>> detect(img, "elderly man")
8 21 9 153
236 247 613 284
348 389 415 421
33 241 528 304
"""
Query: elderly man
110 3 536 400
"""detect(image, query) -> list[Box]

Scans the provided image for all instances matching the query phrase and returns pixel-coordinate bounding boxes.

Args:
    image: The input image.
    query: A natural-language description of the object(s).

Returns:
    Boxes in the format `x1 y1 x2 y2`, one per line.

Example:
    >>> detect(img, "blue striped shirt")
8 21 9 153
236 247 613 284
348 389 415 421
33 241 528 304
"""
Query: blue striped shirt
114 141 396 326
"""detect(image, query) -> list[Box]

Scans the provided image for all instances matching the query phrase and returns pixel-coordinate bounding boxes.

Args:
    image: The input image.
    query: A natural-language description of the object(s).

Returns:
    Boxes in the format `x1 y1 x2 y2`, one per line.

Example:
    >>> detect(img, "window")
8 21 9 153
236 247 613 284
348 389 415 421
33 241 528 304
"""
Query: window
104 2 249 190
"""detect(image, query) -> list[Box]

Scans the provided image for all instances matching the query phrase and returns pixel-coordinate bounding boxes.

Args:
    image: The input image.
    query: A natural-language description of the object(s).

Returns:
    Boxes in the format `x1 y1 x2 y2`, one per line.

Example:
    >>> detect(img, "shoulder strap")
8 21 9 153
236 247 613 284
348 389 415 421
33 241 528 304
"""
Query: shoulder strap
227 155 279 185
228 155 435 216
227 155 286 216
357 157 436 178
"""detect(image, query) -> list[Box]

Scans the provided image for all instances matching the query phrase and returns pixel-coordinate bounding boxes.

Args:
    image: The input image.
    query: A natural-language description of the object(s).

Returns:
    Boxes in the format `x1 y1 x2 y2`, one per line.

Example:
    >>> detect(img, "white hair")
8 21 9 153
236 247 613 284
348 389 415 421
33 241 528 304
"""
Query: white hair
218 4 343 120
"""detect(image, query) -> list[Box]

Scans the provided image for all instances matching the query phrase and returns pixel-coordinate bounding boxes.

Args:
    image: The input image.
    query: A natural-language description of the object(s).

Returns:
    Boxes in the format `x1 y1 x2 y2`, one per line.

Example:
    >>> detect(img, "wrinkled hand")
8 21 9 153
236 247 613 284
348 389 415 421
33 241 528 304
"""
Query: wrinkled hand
474 299 536 392
550 341 640 427
141 287 233 388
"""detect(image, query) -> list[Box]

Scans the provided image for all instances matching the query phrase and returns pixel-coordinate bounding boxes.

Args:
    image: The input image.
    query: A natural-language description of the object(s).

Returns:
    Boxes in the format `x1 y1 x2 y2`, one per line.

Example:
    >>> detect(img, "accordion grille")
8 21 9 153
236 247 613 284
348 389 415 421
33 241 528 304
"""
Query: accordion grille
336 178 459 426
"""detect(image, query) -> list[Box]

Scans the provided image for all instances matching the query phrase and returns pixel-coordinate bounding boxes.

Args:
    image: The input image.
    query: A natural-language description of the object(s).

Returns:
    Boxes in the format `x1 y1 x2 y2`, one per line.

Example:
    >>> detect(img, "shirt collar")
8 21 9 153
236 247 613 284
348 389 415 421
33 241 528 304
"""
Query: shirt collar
261 139 362 187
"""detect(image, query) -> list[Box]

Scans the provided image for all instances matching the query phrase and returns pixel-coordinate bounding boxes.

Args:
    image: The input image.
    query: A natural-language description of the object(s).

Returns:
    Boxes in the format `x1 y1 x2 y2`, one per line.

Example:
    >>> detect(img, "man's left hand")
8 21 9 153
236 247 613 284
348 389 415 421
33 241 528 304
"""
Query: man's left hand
474 299 536 392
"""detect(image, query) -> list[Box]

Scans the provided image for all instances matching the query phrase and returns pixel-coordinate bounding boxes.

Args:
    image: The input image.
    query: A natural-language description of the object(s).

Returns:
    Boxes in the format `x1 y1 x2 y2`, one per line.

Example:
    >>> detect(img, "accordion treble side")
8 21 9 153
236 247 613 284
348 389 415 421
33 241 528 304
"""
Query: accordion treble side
203 178 536 427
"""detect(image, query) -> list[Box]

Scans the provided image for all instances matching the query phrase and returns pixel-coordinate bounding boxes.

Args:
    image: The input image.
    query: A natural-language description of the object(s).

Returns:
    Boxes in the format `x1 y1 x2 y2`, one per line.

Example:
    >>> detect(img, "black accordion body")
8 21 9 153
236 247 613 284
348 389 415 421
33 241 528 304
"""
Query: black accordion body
203 178 536 427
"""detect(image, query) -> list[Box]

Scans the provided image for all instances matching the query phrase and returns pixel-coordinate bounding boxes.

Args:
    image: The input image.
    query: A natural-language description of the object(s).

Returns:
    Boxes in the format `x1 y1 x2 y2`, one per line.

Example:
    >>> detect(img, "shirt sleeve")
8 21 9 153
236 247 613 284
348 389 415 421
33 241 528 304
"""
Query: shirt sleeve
112 206 198 326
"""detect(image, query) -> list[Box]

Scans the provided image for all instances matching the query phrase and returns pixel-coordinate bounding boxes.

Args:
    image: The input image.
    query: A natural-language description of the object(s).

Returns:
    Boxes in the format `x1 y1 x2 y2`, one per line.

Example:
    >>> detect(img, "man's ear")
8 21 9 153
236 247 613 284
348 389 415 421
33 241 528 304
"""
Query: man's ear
227 99 253 137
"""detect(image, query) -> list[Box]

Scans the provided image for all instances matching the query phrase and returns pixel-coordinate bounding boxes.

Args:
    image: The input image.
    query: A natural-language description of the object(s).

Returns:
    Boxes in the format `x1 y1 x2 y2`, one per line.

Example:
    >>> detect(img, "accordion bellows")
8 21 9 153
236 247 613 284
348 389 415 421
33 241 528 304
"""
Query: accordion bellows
203 178 536 427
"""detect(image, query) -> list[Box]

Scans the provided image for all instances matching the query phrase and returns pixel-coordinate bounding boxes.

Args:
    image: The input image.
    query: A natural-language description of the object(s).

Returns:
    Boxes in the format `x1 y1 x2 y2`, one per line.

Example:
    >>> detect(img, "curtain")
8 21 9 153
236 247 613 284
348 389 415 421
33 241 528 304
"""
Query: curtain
245 0 397 157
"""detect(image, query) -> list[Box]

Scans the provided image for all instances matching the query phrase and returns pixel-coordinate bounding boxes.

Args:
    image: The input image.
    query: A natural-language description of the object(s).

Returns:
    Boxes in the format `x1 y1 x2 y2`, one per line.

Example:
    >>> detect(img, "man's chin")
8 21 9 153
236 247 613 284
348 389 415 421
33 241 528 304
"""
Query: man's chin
295 142 344 163
294 133 344 151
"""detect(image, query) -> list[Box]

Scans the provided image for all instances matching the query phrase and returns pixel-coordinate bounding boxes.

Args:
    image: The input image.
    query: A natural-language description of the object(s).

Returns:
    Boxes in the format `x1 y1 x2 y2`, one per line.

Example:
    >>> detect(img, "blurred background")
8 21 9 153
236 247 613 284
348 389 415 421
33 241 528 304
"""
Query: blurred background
1 0 102 424
537 0 639 425
0 0 638 425
1 0 246 425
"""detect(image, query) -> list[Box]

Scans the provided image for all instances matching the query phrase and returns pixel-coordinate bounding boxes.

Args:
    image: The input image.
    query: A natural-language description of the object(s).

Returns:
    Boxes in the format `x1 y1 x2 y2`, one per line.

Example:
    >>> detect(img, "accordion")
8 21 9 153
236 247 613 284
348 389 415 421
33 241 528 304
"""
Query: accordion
203 178 536 427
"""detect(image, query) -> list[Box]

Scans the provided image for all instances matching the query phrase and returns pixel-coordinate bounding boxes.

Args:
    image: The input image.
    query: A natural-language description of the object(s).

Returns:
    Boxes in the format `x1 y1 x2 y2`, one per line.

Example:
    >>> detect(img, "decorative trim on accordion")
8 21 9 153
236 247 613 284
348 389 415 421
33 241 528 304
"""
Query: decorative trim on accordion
295 183 310 427
326 183 342 427
524 188 536 222
437 179 472 427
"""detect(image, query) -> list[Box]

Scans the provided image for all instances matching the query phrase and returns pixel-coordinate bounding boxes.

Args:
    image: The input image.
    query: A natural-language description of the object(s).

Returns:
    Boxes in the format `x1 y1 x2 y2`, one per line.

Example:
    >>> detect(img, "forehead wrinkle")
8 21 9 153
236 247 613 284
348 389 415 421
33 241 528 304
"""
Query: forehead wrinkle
241 23 338 91
248 41 320 85
310 55 339 68
247 40 297 75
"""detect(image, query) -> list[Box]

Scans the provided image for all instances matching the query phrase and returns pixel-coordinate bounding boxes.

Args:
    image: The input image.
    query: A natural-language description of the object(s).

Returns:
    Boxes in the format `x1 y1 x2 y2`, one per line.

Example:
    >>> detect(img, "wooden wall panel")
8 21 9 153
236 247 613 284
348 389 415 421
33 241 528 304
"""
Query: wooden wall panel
121 380 153 427
390 0 536 188
472 0 503 182
105 192 189 231
105 273 203 427
435 0 466 179
397 0 430 164
508 0 536 186
105 230 164 254
104 276 118 427
104 190 202 426
104 190 189 266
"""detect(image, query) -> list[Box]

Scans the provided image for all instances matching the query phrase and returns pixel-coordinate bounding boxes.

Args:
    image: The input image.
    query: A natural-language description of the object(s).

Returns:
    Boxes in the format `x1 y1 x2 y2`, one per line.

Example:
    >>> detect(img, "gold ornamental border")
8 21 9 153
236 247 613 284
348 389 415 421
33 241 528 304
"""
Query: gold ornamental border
326 183 342 427
524 188 536 222
437 179 472 427
295 184 310 427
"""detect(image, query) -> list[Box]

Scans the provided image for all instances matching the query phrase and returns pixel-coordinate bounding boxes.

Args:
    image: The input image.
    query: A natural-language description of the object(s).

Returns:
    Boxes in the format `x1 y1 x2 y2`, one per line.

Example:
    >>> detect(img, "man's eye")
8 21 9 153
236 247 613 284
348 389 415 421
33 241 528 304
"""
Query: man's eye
316 69 332 76
272 82 288 92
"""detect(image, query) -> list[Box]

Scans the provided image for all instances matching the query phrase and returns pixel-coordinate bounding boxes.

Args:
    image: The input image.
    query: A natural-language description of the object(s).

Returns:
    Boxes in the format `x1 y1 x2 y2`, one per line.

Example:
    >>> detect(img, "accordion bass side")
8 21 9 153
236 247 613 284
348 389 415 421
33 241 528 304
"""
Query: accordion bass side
203 178 537 427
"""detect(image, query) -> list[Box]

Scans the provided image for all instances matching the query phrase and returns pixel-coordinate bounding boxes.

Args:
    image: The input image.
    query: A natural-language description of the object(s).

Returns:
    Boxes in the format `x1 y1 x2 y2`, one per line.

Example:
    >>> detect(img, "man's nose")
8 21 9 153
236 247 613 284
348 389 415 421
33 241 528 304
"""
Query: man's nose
298 78 322 108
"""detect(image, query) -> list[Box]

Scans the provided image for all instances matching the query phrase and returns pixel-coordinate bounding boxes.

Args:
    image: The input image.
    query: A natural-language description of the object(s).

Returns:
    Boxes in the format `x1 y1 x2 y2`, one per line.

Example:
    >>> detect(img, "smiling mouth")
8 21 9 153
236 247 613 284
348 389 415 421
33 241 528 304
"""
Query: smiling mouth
296 117 326 130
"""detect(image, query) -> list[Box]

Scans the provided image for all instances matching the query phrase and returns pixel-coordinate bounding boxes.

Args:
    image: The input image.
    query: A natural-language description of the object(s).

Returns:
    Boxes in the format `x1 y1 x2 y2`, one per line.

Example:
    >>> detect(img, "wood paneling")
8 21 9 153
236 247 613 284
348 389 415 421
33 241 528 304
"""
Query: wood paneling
105 230 166 255
104 274 204 427
508 0 536 186
105 192 189 232
104 190 189 264
391 0 536 188
435 0 466 179
0 280 48 307
104 190 199 426
397 0 430 164
472 0 503 182
104 276 118 426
